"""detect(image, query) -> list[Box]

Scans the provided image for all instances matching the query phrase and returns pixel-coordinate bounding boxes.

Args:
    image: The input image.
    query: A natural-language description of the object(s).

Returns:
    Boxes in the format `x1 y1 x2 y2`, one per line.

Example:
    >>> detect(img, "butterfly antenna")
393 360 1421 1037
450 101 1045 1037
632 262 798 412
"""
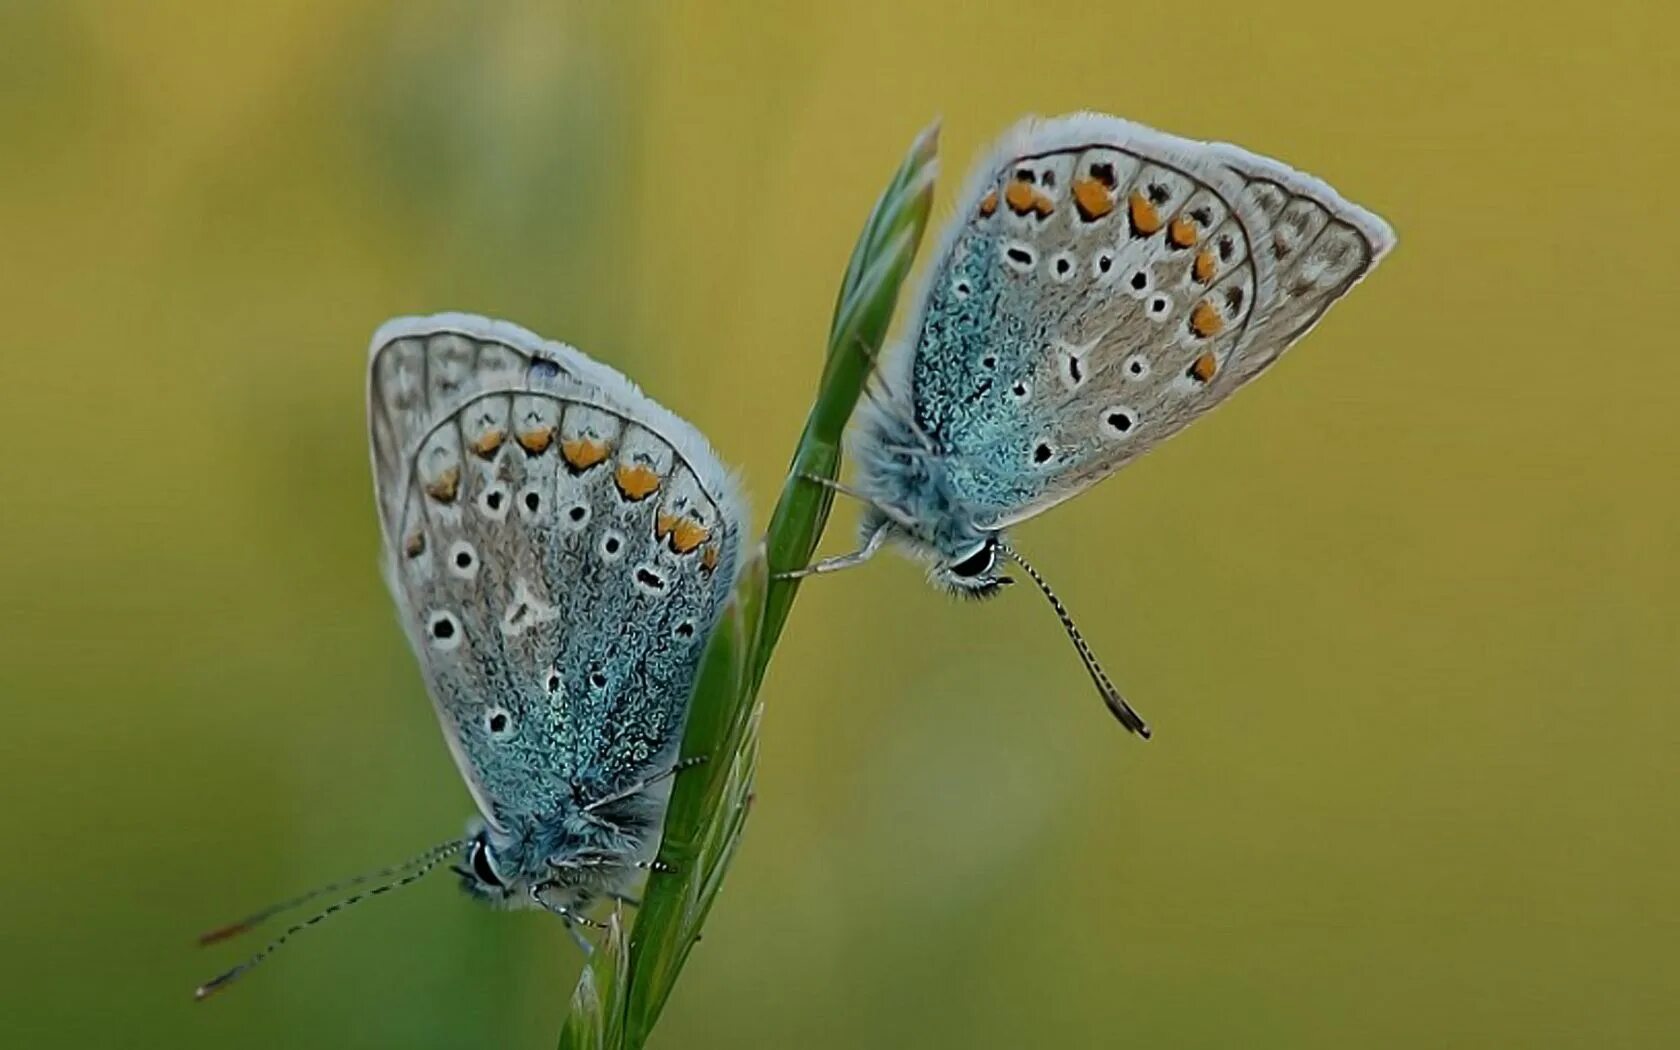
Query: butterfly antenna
193 838 467 1002
195 838 465 946
999 542 1151 739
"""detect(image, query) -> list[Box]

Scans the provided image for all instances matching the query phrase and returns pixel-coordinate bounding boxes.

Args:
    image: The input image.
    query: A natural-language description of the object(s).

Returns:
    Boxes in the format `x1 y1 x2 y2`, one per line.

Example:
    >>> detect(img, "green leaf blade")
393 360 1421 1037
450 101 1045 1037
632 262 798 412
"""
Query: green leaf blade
557 120 940 1050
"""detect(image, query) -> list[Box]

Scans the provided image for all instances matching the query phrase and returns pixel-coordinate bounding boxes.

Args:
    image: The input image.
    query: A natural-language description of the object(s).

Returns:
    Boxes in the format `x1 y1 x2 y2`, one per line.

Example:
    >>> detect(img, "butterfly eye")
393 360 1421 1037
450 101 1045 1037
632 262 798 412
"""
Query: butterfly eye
470 840 504 889
948 543 996 579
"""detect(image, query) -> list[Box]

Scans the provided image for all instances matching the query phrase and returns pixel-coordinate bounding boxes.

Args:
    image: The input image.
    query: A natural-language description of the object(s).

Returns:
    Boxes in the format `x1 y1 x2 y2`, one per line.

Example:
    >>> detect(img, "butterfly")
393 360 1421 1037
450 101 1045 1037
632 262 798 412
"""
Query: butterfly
195 313 746 998
792 113 1394 739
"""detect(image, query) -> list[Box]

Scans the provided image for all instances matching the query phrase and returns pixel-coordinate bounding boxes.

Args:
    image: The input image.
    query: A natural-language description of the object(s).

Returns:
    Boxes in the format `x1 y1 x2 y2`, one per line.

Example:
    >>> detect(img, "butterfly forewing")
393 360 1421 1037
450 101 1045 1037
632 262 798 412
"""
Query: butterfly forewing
368 315 745 832
900 113 1393 529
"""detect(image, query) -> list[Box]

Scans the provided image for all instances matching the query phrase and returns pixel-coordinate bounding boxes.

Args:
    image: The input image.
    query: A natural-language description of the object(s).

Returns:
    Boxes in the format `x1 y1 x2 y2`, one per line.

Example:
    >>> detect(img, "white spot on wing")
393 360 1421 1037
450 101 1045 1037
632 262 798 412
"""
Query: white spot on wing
445 540 479 580
501 578 559 637
425 610 462 651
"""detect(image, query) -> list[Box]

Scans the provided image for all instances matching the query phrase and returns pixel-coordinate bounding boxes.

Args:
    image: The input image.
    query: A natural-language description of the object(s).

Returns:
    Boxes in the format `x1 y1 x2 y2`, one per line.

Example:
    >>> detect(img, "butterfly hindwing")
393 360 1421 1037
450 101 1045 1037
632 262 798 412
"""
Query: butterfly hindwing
897 113 1393 529
368 315 745 833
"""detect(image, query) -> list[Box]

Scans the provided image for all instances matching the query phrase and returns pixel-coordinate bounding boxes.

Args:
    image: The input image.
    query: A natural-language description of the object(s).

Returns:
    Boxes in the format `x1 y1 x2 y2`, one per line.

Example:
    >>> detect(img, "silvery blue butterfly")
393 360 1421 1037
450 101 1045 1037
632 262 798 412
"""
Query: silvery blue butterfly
196 314 746 998
795 113 1394 738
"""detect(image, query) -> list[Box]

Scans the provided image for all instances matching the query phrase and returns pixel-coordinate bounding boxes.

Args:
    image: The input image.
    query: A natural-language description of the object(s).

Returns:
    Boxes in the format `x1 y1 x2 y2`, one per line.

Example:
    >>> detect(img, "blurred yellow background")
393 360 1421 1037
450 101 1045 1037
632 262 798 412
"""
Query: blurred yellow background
3 2 1675 1047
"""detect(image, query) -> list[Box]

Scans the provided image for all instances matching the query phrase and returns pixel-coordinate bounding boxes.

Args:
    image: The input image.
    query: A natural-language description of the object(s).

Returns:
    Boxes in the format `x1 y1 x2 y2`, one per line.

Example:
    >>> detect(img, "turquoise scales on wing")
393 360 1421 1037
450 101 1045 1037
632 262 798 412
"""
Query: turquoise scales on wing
368 313 746 916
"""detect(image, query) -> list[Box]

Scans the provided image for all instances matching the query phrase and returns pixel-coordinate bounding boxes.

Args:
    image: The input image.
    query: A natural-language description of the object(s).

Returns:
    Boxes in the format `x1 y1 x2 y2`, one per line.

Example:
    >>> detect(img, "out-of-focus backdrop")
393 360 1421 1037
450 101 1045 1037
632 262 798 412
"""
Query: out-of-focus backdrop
3 2 1675 1047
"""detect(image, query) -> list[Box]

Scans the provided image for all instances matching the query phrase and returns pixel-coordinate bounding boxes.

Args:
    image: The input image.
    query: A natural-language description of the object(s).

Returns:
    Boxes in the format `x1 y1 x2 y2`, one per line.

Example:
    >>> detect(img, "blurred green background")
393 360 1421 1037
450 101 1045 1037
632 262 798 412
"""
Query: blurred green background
3 2 1675 1047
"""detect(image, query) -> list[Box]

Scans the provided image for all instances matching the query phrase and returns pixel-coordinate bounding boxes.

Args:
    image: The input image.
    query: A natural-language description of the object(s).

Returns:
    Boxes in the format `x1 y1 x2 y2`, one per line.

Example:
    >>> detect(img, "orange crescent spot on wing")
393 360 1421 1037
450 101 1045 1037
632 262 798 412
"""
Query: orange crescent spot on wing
614 464 661 502
560 438 609 471
516 426 554 455
1071 177 1114 221
424 467 460 503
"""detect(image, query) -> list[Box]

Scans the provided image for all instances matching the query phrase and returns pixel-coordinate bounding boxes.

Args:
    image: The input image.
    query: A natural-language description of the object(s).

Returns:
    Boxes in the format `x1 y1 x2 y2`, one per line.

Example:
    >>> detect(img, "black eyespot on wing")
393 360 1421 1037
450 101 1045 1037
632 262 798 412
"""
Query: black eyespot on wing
1014 167 1036 184
487 711 508 733
430 615 456 640
1089 161 1117 188
1033 442 1053 464
1006 246 1034 266
1054 256 1071 276
1129 271 1148 290
1106 411 1134 433
1150 296 1169 314
635 567 665 591
1147 182 1170 205
486 490 504 511
454 549 473 570
1218 235 1235 262
524 491 541 512
568 506 586 522
590 671 608 689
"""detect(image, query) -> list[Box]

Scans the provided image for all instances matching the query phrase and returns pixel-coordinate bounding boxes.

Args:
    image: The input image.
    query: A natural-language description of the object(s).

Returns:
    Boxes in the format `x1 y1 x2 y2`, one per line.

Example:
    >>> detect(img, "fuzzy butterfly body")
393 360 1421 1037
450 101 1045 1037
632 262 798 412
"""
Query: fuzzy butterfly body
369 313 745 915
845 113 1394 734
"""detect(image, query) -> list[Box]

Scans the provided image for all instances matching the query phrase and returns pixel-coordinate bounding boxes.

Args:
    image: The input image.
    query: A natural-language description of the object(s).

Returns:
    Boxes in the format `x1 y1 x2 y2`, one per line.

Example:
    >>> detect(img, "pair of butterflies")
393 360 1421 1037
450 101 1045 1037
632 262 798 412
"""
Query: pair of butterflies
196 112 1393 997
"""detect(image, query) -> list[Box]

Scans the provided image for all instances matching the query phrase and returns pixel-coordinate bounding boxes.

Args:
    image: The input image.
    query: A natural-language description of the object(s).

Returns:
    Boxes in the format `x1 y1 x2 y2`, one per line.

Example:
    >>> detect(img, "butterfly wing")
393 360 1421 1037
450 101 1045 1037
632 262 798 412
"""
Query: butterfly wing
368 315 746 832
894 113 1394 529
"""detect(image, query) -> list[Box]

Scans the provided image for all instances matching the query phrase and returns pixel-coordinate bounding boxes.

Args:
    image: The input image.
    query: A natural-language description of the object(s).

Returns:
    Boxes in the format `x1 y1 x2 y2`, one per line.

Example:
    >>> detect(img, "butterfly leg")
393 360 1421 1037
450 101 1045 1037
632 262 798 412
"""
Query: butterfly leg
836 333 935 451
560 915 594 956
773 522 889 580
529 882 609 932
581 755 709 815
792 472 916 527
